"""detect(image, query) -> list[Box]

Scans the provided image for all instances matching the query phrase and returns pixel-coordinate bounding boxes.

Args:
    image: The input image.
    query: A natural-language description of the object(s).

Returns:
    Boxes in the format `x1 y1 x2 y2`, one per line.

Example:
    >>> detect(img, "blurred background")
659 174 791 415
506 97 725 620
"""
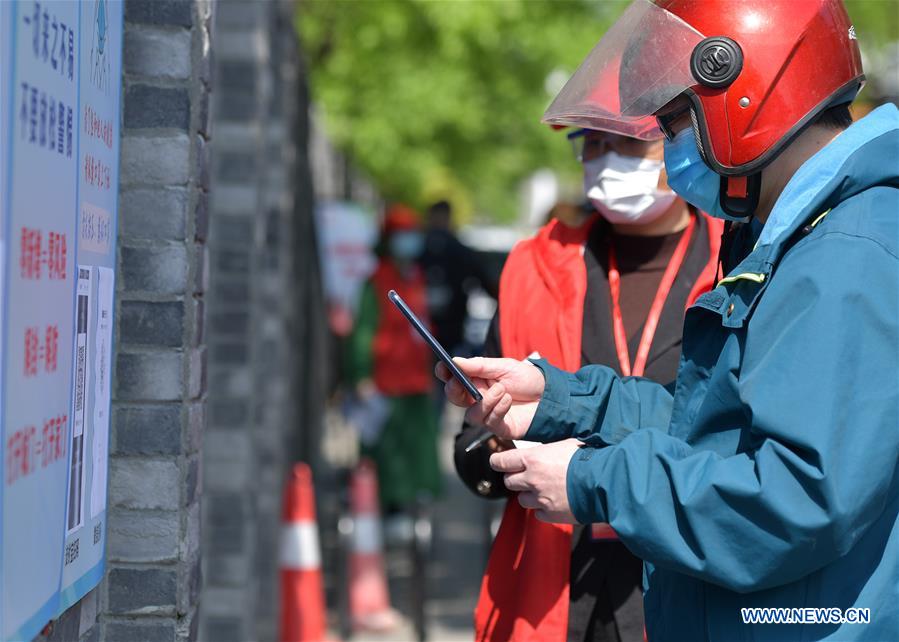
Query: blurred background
294 4 899 640
45 1 899 641
300 0 899 224
296 0 899 640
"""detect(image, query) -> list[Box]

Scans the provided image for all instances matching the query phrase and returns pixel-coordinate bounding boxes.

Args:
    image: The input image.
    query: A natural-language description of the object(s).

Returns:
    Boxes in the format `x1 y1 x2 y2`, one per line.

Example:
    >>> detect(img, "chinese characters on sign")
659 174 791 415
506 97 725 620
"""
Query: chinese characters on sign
1 2 123 640
5 415 68 486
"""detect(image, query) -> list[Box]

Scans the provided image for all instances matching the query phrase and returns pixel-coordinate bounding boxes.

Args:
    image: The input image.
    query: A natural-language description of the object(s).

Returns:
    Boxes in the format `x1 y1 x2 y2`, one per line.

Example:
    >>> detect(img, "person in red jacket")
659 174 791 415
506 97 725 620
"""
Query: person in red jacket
455 129 725 641
348 205 443 516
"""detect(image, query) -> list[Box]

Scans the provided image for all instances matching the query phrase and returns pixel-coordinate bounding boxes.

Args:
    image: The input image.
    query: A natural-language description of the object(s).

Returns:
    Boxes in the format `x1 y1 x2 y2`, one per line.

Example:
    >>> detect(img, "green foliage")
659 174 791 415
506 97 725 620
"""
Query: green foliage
844 0 899 104
845 0 899 47
298 0 626 222
299 0 898 223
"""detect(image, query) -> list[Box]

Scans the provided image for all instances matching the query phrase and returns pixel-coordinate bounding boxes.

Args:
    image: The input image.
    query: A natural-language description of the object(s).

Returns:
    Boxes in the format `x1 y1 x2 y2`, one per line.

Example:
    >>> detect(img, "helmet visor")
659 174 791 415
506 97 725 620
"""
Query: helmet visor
543 0 705 140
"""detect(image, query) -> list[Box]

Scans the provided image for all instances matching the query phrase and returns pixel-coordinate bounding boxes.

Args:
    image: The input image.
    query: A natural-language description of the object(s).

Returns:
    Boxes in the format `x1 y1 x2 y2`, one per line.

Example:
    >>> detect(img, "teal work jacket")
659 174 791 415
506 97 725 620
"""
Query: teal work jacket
526 104 899 641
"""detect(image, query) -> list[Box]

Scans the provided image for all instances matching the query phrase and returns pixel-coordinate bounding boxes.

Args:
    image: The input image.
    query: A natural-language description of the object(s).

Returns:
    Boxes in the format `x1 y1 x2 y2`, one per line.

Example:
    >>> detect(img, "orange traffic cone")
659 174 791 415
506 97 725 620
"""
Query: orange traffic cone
348 459 399 632
279 463 327 642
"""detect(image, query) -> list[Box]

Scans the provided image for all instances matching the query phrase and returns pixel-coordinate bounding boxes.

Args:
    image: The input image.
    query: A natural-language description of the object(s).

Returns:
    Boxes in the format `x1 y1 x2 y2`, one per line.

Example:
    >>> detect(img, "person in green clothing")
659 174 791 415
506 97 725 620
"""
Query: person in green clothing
347 204 443 523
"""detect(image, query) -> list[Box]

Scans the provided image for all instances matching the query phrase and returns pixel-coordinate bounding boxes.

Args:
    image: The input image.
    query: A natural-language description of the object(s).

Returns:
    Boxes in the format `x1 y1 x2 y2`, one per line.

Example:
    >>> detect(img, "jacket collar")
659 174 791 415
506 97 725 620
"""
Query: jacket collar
758 103 899 249
717 103 899 281
694 104 899 326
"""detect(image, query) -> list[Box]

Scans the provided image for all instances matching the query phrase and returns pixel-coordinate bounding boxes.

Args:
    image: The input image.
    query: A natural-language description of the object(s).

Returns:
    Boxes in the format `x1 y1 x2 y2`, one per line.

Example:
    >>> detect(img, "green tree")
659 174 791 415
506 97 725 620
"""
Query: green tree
299 0 897 222
845 0 899 46
298 0 626 222
844 0 899 104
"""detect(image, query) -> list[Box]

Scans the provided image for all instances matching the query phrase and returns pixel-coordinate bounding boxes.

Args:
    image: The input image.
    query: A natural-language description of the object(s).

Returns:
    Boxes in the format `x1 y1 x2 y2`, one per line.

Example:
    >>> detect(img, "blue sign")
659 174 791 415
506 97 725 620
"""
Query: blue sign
0 2 122 639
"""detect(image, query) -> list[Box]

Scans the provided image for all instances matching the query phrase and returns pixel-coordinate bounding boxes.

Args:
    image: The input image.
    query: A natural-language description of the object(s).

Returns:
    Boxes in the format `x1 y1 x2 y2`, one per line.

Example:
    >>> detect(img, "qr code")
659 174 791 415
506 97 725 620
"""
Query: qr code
65 539 80 566
93 522 102 544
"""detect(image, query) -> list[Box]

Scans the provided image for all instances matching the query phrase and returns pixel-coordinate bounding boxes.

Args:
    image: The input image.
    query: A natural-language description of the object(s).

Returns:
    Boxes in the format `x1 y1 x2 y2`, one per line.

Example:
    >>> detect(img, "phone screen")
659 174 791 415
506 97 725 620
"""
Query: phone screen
387 290 483 402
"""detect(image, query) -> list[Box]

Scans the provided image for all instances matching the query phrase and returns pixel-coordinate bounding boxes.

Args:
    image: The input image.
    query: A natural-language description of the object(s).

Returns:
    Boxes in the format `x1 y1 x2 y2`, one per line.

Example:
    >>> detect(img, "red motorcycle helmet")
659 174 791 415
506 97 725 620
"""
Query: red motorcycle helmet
543 0 864 181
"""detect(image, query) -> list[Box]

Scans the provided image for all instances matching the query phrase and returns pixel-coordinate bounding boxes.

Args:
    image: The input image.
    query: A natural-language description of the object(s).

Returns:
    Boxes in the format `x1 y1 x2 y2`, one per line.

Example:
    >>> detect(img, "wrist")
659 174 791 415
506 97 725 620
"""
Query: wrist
524 359 572 442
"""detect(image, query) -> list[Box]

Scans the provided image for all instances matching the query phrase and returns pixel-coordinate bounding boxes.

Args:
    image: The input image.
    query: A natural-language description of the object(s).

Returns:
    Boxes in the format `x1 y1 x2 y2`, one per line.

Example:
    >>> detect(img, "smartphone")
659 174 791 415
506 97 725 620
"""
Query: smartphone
387 290 483 402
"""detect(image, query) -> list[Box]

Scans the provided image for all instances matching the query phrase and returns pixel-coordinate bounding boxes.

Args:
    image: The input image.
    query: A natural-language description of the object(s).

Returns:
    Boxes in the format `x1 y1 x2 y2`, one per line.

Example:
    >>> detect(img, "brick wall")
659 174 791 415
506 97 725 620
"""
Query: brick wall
98 1 212 640
199 1 309 640
35 1 327 639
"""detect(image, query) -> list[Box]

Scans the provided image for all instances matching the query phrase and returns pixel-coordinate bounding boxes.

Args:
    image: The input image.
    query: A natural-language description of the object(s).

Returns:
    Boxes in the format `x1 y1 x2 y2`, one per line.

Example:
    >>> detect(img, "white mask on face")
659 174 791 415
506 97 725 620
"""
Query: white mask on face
583 151 677 225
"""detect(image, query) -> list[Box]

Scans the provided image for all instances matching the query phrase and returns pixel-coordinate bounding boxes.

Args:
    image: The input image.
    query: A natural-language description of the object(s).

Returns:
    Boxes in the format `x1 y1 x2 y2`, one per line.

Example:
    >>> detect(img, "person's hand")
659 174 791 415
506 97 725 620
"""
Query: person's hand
489 438 583 524
486 436 515 453
436 357 545 440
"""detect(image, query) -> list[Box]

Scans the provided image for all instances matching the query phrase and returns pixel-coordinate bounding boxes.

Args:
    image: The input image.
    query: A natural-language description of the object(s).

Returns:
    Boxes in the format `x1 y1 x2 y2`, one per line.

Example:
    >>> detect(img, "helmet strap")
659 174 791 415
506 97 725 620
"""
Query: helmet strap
719 173 761 219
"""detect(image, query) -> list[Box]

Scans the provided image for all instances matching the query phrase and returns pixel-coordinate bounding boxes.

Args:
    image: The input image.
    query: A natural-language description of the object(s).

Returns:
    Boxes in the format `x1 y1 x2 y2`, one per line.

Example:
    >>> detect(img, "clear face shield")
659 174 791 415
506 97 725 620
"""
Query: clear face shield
567 128 661 162
542 0 706 140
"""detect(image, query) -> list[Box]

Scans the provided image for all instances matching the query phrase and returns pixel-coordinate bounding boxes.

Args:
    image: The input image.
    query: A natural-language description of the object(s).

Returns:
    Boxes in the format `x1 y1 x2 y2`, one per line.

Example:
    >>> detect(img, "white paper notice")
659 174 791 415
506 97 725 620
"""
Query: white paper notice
67 266 93 535
90 267 113 519
79 202 112 255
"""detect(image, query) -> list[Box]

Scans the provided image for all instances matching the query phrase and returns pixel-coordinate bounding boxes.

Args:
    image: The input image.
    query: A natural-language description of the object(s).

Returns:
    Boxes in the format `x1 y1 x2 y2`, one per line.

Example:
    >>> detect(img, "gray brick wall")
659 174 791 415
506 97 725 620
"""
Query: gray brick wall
95 0 214 640
39 1 325 639
199 1 303 640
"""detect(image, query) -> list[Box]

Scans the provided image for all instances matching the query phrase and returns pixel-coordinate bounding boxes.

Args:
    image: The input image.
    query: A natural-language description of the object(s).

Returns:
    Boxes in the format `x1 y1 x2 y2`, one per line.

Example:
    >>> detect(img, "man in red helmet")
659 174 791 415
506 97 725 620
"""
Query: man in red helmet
439 1 898 640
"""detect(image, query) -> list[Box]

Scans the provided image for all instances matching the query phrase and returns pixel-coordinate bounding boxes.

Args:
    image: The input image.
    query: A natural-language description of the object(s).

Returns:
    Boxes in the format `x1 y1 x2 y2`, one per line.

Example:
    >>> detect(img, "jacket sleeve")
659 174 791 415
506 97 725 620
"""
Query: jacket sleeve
525 359 674 447
565 233 899 592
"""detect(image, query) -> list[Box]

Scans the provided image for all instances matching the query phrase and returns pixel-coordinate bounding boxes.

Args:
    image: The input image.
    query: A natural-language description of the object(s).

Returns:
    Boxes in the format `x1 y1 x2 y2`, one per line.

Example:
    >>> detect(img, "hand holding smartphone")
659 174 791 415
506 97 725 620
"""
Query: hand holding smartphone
387 290 483 402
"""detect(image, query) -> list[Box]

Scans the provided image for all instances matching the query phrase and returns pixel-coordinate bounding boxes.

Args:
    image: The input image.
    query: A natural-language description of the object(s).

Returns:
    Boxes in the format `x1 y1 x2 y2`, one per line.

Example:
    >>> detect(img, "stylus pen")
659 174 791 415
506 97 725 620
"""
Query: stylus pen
464 431 493 453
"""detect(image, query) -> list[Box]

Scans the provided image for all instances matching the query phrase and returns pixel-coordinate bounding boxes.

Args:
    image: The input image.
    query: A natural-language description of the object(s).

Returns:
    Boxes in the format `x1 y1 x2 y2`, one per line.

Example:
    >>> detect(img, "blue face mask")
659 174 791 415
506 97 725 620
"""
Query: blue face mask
663 129 747 222
389 231 424 261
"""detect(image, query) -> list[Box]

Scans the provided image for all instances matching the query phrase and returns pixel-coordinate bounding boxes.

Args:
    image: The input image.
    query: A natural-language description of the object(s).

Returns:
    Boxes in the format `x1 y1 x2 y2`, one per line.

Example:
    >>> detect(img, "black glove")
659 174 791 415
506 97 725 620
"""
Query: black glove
453 425 511 500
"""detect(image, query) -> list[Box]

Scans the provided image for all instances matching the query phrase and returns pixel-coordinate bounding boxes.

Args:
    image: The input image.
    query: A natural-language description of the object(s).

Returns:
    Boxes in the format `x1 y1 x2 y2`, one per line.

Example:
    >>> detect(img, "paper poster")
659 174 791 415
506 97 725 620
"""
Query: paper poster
0 5 9 635
79 202 112 255
2 1 81 637
1 2 123 638
58 0 122 615
67 266 92 535
1 1 10 385
90 266 112 519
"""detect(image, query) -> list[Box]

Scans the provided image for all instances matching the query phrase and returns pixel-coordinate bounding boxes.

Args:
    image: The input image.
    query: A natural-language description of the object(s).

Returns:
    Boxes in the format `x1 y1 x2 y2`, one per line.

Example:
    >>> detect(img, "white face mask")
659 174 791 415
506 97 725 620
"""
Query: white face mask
583 151 677 225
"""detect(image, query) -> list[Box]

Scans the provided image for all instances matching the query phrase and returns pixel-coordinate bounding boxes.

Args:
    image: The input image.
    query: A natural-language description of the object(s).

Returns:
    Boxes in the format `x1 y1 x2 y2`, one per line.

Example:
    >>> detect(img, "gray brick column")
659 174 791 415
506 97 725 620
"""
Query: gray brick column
97 1 214 640
251 3 303 639
200 1 281 640
34 1 324 640
198 0 318 638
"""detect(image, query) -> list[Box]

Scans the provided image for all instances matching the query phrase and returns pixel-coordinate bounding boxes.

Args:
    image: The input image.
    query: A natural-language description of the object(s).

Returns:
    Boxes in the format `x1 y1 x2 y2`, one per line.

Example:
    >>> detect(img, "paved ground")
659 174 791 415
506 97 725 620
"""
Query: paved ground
320 403 503 642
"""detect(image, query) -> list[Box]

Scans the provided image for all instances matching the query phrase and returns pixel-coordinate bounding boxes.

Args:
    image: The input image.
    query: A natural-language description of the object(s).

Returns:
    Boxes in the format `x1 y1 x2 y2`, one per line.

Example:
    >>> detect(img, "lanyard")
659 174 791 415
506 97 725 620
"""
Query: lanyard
607 215 695 377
